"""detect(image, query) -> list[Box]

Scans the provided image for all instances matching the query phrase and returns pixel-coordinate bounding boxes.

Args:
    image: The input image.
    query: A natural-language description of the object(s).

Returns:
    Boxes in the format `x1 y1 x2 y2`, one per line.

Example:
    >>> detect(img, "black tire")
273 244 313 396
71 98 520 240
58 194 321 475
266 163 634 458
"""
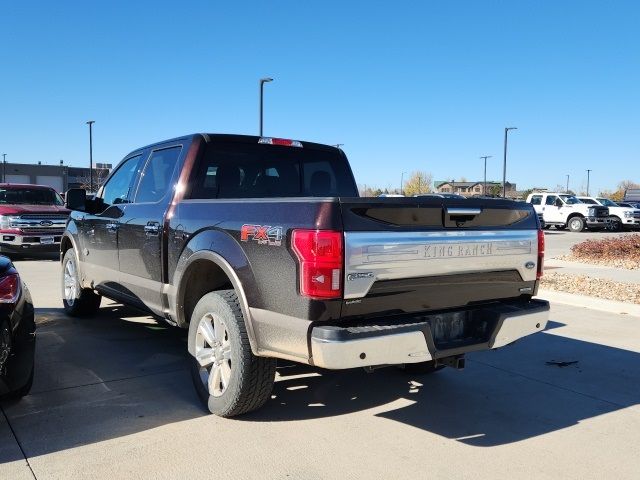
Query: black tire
606 217 622 232
567 216 585 232
398 360 444 375
6 366 34 400
61 249 101 317
189 290 276 417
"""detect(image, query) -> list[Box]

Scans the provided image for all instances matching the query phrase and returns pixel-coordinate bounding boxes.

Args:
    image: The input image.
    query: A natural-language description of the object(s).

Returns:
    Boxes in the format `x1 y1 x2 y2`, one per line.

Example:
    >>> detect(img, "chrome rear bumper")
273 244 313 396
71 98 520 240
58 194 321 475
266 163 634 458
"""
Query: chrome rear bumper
310 299 550 369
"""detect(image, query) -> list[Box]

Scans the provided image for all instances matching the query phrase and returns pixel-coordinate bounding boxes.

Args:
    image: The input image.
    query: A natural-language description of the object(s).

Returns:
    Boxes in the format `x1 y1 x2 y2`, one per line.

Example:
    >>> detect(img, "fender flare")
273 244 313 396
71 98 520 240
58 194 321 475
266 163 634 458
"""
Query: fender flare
172 250 259 357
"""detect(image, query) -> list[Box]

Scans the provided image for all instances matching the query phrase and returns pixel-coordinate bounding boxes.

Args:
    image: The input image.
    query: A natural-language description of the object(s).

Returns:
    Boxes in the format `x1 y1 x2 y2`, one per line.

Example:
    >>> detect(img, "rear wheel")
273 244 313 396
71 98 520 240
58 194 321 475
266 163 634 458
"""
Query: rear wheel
568 217 585 232
189 290 276 417
62 249 101 317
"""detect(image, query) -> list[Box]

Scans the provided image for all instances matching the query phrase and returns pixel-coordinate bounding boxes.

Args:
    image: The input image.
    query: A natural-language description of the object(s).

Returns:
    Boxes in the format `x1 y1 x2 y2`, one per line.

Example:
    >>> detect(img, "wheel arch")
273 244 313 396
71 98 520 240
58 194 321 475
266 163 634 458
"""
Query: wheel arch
173 251 259 356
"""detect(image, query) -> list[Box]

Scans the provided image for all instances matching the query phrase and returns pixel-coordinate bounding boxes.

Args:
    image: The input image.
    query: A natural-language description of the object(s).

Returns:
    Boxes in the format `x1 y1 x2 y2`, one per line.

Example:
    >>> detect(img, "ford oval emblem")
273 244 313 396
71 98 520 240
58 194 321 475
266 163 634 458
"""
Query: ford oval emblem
40 220 53 227
525 261 535 269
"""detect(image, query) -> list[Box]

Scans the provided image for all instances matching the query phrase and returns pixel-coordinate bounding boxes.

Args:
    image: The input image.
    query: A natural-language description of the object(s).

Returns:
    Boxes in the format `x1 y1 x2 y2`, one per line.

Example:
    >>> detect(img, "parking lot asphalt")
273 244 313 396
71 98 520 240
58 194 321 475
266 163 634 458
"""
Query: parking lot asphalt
1 250 639 480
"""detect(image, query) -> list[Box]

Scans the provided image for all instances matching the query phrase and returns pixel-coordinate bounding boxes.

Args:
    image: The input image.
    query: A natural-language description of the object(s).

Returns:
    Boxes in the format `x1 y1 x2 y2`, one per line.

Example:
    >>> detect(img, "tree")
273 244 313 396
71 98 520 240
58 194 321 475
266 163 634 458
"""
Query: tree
403 171 433 196
618 180 640 192
78 168 109 193
488 184 502 196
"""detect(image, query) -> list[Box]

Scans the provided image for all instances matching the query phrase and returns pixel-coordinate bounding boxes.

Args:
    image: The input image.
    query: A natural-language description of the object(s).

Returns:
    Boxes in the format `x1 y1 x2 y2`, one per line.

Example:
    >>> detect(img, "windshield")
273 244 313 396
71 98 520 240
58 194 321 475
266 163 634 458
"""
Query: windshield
0 188 64 206
560 195 581 205
596 198 619 207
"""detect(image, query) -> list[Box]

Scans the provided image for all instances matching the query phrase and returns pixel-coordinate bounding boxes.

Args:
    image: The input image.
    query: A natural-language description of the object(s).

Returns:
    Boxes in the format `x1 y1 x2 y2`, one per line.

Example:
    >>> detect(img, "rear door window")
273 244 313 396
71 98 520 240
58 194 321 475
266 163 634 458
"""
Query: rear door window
188 141 357 199
530 195 542 205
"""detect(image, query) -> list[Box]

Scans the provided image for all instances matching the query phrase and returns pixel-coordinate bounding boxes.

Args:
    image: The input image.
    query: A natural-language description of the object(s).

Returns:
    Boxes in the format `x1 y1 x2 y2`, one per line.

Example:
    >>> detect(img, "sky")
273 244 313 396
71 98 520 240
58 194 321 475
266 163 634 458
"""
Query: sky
1 1 638 195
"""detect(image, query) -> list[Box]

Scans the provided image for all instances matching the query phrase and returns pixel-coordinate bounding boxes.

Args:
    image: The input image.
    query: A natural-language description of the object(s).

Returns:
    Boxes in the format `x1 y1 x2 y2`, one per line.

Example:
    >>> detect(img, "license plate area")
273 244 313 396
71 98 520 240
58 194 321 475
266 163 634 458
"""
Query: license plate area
40 236 55 245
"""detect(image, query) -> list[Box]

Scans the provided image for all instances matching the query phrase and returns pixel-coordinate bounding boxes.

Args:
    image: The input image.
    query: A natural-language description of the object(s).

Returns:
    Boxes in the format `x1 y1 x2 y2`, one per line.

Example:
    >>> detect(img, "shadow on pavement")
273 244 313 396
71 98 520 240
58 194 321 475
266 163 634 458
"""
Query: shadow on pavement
1 310 639 462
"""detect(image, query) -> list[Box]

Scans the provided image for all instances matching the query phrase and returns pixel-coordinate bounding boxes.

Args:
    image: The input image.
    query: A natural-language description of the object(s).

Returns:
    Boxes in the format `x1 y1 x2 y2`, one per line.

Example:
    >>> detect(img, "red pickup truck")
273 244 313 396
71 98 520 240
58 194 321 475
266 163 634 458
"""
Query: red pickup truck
0 183 70 254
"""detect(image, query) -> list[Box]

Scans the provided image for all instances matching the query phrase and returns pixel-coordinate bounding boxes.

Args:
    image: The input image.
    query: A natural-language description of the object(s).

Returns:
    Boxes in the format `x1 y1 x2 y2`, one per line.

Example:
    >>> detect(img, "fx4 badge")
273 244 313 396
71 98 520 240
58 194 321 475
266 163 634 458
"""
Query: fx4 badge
240 224 283 246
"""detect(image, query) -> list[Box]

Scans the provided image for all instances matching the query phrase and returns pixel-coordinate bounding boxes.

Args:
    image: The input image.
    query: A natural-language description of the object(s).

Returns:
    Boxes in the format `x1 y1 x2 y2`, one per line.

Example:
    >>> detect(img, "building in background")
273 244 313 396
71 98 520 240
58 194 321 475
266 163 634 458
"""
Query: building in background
434 180 518 198
1 162 112 192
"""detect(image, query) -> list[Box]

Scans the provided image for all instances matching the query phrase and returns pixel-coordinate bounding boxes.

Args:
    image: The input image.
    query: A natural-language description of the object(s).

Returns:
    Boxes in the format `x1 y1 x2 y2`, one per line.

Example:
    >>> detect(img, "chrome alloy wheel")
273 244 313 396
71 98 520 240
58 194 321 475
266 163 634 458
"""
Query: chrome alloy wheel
195 313 232 397
63 259 79 305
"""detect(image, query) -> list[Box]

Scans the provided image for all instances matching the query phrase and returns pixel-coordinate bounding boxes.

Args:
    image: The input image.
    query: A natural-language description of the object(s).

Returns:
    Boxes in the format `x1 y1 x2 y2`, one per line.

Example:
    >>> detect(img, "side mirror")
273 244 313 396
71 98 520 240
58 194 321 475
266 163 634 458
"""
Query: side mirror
65 188 87 211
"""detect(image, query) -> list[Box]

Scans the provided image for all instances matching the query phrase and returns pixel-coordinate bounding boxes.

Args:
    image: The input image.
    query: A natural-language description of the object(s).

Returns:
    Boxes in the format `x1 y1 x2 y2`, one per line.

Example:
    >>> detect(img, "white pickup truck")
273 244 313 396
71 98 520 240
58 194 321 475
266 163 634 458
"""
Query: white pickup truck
577 196 640 231
526 192 609 232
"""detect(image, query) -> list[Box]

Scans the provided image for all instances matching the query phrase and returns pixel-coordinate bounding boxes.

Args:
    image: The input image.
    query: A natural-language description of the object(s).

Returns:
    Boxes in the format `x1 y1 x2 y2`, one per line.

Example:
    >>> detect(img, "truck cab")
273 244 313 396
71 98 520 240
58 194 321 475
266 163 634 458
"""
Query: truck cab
527 192 609 232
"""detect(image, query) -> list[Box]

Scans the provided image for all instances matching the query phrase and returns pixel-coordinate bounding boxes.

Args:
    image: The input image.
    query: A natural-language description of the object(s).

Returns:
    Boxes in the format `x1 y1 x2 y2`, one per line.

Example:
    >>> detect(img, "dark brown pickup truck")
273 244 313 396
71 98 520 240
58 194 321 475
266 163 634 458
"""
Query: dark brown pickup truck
61 133 549 417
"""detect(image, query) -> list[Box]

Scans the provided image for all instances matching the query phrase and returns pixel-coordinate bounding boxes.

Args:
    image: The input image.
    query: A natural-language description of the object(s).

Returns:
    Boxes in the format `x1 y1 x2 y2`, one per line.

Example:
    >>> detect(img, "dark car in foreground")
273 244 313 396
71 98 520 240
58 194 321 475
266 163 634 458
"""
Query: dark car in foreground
0 256 35 399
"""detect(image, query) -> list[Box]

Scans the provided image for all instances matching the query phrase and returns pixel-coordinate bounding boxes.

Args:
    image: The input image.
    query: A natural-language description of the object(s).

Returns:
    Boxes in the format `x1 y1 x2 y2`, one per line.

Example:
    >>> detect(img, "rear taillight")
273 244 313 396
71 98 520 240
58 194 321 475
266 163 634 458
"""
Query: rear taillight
537 229 545 280
0 274 20 303
292 230 343 299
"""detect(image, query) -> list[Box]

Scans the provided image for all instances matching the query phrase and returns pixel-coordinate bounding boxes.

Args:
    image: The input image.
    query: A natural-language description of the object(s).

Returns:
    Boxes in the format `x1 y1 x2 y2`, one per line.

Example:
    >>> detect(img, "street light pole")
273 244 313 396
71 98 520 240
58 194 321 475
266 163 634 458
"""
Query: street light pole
1 154 5 183
259 78 273 136
586 169 592 196
566 174 570 193
480 155 492 195
400 171 407 195
86 120 95 192
502 127 518 197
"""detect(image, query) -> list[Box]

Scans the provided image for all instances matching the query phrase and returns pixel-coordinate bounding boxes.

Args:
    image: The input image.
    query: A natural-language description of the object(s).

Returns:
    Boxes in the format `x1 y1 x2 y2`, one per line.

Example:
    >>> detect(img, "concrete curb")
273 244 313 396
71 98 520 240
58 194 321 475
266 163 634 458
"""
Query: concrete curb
537 289 640 317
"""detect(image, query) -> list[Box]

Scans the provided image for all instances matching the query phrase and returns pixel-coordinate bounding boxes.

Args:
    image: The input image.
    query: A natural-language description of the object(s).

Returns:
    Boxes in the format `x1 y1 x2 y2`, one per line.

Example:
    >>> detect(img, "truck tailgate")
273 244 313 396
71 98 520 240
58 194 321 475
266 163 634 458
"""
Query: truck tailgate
339 197 540 319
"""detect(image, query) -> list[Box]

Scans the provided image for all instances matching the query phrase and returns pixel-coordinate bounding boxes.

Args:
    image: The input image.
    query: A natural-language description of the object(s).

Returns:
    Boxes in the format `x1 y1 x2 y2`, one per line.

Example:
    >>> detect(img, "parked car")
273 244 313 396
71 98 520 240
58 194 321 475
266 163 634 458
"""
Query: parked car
526 192 609 232
618 201 640 209
0 256 35 399
62 133 549 417
378 194 404 197
577 196 640 231
0 183 70 255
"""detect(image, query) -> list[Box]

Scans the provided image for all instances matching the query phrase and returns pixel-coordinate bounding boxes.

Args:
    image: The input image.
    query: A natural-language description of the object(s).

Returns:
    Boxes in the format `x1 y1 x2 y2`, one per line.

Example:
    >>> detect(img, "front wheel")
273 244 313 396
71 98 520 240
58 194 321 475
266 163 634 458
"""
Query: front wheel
189 290 276 417
62 249 101 317
568 217 585 232
606 217 622 232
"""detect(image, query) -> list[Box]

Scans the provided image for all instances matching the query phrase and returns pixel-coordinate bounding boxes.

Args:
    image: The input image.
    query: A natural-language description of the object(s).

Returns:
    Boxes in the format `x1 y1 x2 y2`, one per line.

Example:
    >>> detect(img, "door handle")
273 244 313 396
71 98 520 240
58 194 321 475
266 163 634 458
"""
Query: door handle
106 223 118 233
144 222 160 236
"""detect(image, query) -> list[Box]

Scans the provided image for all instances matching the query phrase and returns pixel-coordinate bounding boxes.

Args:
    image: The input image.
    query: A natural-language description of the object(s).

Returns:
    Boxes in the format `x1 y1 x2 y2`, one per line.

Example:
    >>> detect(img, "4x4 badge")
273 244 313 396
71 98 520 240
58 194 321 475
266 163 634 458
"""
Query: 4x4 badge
240 224 283 246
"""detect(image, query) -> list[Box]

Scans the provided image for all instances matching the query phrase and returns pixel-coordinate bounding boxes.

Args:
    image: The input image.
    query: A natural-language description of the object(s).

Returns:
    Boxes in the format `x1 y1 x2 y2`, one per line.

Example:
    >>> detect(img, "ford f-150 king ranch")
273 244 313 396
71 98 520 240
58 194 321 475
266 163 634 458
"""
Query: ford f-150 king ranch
61 134 549 417
0 184 69 254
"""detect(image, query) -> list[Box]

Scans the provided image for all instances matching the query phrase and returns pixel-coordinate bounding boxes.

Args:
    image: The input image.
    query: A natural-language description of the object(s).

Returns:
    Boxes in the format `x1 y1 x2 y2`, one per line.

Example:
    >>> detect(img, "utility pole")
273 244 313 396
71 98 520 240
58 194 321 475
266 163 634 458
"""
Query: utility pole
2 154 5 183
86 121 95 192
400 171 407 195
259 78 273 136
480 156 492 195
502 127 518 197
586 169 592 196
566 174 570 193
